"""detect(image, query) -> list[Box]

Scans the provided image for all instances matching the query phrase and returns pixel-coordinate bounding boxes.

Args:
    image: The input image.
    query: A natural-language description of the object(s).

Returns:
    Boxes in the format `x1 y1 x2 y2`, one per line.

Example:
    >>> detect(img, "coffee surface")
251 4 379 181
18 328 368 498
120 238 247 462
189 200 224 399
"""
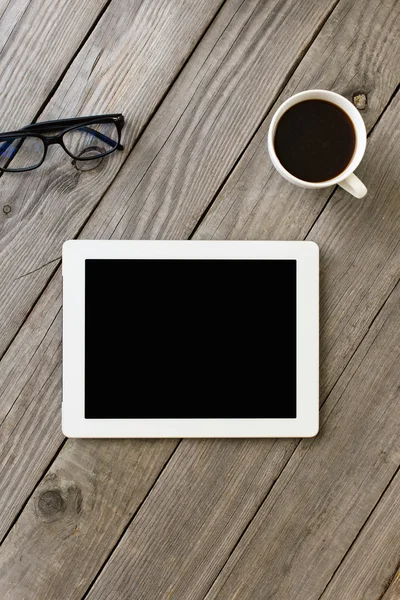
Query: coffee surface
274 99 356 182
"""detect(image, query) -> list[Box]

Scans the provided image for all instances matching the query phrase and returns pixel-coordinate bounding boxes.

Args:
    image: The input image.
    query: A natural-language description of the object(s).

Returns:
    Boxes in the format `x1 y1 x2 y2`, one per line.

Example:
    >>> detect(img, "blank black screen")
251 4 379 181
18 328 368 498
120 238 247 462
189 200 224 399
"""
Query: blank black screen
85 259 296 418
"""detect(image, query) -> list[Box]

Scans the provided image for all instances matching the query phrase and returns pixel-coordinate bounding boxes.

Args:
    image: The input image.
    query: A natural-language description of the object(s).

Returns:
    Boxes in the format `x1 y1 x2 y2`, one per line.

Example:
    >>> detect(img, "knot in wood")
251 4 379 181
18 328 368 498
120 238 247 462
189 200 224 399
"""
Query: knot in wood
352 92 367 110
3 205 11 214
72 146 104 171
38 490 64 517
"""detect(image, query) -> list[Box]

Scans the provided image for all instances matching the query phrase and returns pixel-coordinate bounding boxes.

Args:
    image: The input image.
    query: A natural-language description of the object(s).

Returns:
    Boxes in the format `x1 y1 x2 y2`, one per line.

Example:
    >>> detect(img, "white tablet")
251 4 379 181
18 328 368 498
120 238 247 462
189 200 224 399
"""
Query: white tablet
62 240 319 438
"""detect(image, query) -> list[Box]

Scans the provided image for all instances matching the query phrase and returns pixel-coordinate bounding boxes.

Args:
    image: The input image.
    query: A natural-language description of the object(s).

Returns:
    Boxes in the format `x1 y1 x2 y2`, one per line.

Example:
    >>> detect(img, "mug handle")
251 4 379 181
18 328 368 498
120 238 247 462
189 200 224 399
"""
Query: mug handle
338 173 367 198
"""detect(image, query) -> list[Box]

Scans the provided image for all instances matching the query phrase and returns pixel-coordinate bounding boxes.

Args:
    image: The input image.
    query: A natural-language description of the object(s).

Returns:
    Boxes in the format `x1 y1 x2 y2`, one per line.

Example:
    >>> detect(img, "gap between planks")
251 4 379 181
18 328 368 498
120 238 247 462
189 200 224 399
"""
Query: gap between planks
0 0 229 363
0 0 398 596
0 0 360 534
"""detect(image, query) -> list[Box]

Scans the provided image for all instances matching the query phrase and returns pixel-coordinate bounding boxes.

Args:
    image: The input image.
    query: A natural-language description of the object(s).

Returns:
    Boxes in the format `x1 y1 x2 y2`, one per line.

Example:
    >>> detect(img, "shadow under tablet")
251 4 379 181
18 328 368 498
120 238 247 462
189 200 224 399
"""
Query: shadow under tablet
84 259 296 419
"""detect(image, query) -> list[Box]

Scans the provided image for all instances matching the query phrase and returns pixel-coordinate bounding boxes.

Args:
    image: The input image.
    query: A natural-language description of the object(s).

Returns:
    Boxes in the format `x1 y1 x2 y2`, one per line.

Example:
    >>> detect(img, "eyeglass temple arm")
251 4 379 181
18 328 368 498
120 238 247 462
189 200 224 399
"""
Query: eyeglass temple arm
0 139 13 156
79 126 124 150
0 138 23 162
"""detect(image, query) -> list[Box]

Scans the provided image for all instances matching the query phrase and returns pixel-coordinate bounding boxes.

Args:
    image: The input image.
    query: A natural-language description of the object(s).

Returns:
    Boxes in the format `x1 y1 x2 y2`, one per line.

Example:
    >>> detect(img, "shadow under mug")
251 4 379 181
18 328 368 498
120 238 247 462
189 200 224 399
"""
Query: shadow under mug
268 89 367 198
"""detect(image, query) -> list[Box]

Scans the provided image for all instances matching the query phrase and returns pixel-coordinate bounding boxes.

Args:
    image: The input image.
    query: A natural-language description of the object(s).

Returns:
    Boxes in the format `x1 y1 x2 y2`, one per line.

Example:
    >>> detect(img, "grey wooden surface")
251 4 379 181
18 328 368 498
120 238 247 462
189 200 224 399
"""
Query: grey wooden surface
0 0 399 598
321 472 400 600
382 575 400 600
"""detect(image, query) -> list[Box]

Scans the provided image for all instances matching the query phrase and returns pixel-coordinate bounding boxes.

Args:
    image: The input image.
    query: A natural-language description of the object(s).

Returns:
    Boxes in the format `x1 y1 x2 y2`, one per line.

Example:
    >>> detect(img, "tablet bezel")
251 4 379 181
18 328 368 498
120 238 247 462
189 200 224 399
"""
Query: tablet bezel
62 240 319 437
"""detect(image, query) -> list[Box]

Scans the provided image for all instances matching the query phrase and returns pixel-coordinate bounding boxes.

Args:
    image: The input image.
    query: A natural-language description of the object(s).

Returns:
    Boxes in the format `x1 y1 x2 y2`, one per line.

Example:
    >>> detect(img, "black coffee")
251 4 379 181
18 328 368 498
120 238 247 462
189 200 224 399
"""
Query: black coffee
274 99 356 182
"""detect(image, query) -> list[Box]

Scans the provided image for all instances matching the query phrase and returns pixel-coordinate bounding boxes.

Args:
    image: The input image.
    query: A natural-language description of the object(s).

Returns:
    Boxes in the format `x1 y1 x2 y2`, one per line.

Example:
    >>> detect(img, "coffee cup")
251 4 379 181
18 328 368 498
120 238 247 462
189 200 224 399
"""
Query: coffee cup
268 90 367 198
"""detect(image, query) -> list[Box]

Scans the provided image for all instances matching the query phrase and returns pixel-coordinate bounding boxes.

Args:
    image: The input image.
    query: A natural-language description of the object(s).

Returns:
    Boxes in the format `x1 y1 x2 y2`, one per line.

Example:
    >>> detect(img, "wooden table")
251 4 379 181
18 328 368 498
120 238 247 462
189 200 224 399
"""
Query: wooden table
0 0 399 598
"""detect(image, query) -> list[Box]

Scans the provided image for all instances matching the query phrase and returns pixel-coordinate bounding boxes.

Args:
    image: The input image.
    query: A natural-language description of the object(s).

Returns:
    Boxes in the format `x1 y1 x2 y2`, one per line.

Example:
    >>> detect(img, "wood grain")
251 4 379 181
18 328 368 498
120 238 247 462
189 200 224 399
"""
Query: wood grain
199 282 400 600
0 0 344 349
0 0 110 129
0 0 224 357
0 0 338 540
195 0 400 243
319 471 400 600
0 0 245 543
80 0 341 245
0 437 178 600
0 0 32 56
307 91 400 399
67 78 400 600
0 272 63 542
2 81 398 600
0 437 296 600
1 0 399 596
381 572 400 600
194 0 400 402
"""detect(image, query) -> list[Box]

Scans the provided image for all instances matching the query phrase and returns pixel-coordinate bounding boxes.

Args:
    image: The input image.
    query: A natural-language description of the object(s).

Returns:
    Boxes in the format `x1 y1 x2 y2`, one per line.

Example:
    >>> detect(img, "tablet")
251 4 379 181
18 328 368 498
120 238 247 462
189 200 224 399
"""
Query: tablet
62 240 318 437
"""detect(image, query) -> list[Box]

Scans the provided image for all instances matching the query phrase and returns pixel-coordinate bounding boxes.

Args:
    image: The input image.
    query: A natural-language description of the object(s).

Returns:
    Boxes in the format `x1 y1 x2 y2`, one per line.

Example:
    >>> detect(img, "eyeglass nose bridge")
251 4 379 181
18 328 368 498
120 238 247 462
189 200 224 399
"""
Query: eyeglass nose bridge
42 134 73 159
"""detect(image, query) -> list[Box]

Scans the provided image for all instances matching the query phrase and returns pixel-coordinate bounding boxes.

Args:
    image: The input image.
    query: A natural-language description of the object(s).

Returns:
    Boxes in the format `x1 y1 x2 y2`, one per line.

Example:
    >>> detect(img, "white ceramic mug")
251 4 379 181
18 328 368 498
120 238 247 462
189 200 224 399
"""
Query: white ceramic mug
268 90 367 198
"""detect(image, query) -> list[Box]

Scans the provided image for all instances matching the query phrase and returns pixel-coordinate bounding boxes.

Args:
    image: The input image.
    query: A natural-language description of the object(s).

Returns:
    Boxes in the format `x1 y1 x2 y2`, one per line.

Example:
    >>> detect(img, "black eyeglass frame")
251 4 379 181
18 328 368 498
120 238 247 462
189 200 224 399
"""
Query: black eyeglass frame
0 114 125 173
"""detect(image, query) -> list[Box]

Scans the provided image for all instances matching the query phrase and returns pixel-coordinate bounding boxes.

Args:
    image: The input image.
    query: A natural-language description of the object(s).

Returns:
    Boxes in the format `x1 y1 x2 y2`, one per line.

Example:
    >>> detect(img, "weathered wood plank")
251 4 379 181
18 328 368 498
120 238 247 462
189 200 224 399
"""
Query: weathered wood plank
308 132 400 402
0 0 110 130
80 0 342 245
82 11 397 596
0 0 340 540
0 0 224 357
195 0 400 243
194 0 400 403
0 0 342 355
0 274 64 542
0 437 296 600
381 572 400 600
0 273 61 425
320 472 400 600
53 78 400 600
198 282 400 600
0 0 248 543
2 83 399 600
0 0 33 55
0 438 178 600
1 0 399 595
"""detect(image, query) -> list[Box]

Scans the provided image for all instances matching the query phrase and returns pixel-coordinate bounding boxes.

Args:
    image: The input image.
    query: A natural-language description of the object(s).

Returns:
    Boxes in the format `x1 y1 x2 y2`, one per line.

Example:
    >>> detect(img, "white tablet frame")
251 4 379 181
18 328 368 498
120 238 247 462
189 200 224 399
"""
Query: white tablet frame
62 240 319 438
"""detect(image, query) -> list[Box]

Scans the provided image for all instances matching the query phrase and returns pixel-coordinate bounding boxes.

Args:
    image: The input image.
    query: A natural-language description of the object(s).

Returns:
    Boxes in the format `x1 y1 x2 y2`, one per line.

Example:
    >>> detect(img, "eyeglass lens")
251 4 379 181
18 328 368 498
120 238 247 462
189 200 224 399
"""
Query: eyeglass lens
63 122 119 159
0 136 45 171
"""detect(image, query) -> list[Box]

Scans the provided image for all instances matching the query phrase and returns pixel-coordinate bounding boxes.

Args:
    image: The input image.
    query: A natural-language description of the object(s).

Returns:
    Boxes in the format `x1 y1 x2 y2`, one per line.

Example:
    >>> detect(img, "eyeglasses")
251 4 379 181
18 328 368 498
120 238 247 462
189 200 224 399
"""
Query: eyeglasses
0 114 125 173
